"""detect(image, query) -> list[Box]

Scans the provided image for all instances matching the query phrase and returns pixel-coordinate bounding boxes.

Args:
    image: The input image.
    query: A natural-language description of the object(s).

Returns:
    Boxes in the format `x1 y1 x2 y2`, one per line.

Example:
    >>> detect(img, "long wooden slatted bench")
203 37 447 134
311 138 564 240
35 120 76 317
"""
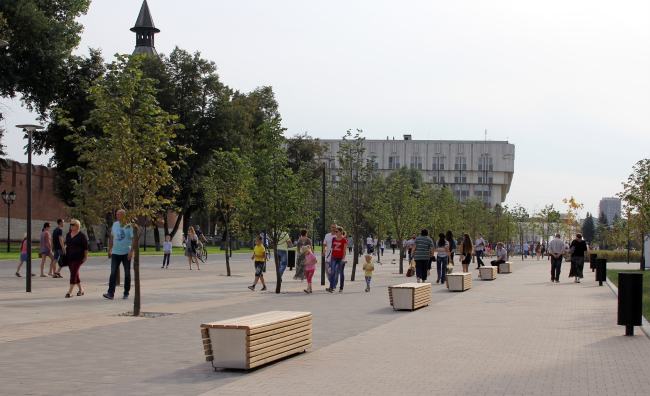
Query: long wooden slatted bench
201 311 312 371
478 266 498 280
499 261 514 273
447 272 472 291
388 283 431 311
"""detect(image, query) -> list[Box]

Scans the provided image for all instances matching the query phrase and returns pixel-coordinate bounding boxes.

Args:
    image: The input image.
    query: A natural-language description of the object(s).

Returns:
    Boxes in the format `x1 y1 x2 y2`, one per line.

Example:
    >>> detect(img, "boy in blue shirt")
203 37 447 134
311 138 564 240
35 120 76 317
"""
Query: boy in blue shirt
161 235 172 268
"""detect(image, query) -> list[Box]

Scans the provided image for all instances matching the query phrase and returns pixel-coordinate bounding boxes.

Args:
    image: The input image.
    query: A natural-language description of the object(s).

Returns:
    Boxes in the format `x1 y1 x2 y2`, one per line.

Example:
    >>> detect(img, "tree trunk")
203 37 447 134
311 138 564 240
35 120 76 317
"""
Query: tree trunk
351 228 359 281
225 217 231 276
153 216 161 251
274 239 282 294
163 212 169 237
399 241 404 274
183 208 193 237
133 226 141 316
168 186 194 239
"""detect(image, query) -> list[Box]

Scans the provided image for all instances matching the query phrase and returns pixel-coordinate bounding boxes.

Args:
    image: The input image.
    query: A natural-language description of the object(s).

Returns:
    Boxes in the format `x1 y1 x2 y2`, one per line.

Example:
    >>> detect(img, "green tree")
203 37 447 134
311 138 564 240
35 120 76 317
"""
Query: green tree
510 205 529 255
205 150 252 276
328 130 377 280
245 119 311 293
385 171 421 273
595 211 610 249
537 204 562 244
582 212 596 243
0 0 91 115
67 54 186 316
619 158 650 244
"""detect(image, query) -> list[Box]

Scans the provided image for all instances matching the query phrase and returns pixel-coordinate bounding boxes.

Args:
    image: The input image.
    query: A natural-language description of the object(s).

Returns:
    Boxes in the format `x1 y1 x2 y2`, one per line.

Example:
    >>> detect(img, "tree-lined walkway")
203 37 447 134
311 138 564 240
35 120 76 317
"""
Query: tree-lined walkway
1 253 648 395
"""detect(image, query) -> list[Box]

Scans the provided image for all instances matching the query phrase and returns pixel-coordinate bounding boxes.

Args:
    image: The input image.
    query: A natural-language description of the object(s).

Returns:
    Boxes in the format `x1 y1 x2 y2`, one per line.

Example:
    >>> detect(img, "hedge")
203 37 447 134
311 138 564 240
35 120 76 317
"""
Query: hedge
587 250 642 262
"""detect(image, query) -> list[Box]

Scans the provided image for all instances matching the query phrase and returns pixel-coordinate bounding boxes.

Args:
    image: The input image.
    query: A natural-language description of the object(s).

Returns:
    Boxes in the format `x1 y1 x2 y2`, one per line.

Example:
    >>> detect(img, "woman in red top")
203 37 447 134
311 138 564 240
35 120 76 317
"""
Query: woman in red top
327 226 348 293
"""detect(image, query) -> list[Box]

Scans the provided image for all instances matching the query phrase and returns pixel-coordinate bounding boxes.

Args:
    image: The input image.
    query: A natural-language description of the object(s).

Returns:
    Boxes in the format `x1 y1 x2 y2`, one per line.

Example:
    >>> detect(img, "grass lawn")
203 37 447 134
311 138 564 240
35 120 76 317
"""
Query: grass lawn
607 269 650 321
0 244 323 261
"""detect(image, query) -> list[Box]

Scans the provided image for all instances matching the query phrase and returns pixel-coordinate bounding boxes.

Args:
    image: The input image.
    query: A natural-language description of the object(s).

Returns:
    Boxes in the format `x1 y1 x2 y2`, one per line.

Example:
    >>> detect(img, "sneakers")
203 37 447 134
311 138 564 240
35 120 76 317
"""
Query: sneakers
339 289 343 293
248 285 255 291
555 280 560 283
365 288 369 292
304 289 310 294
326 288 333 293
123 294 129 299
261 286 267 291
103 293 114 300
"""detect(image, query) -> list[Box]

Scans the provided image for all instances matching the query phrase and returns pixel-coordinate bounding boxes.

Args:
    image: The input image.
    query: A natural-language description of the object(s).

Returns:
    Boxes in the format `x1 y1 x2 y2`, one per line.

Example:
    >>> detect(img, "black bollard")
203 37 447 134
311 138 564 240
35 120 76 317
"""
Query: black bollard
617 272 643 336
590 253 597 272
288 249 296 271
641 256 646 271
595 258 607 286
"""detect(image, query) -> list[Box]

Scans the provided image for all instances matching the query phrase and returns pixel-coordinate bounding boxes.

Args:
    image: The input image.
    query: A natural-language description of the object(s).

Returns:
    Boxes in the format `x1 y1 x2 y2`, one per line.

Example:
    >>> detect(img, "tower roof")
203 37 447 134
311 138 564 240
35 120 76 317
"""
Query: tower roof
130 0 160 33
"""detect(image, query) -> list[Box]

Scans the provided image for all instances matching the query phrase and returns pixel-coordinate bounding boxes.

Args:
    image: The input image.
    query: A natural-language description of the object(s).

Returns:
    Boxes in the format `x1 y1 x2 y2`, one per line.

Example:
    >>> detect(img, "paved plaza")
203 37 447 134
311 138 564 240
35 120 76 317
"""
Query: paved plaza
1 251 649 395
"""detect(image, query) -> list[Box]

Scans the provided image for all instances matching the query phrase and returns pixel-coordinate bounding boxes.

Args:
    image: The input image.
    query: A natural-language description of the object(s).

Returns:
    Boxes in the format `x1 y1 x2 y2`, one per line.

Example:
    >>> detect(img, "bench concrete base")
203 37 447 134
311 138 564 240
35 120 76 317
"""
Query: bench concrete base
479 266 498 280
389 283 431 310
447 272 472 291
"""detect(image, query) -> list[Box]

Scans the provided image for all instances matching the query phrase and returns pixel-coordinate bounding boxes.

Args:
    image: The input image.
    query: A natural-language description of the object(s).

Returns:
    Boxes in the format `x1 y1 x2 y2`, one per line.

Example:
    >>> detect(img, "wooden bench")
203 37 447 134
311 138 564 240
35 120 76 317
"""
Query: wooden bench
447 272 472 291
478 266 498 280
499 261 514 273
200 311 312 371
388 283 431 310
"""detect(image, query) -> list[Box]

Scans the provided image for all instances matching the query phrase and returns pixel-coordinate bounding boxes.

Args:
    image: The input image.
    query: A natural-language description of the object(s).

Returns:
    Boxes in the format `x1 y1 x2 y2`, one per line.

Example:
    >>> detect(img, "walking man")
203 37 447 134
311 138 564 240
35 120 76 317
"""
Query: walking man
276 230 291 277
323 223 337 281
475 233 485 268
549 233 565 283
104 209 134 300
366 235 373 255
51 218 66 278
523 241 529 259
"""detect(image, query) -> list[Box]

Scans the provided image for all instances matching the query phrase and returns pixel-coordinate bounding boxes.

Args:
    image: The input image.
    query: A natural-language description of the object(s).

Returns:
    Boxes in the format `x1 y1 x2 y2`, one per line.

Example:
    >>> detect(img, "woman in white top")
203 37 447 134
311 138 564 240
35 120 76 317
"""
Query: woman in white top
435 233 451 284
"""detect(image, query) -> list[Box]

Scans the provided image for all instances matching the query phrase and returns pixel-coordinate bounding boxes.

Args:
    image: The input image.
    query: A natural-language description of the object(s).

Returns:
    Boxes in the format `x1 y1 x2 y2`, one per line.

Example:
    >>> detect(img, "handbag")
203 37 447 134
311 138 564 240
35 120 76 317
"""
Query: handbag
406 268 413 277
447 262 454 274
58 253 69 267
38 252 42 258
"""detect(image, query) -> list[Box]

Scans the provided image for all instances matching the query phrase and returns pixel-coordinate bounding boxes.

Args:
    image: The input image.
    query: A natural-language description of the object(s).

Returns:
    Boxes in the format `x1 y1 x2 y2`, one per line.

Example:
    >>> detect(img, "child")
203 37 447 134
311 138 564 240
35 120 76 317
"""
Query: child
363 254 374 292
248 236 267 291
16 233 35 277
303 246 317 294
161 235 172 268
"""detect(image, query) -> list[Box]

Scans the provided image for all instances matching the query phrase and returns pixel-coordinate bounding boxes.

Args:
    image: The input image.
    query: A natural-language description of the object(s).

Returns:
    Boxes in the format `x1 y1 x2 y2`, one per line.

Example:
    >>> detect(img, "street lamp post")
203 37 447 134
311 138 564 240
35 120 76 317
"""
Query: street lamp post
317 158 331 286
1 190 17 252
16 124 44 293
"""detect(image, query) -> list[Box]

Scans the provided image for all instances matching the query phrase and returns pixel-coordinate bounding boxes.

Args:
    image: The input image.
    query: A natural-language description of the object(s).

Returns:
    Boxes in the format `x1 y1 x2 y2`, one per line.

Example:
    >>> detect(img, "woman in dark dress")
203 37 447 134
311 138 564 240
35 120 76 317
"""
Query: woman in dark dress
569 233 588 283
460 233 473 273
65 219 89 298
294 229 312 281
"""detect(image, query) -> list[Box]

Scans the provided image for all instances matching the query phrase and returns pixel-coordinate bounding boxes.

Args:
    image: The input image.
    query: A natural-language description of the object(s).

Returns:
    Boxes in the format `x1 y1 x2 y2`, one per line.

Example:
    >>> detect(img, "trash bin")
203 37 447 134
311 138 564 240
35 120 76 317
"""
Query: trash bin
595 258 607 286
618 272 643 336
288 249 296 271
590 253 597 272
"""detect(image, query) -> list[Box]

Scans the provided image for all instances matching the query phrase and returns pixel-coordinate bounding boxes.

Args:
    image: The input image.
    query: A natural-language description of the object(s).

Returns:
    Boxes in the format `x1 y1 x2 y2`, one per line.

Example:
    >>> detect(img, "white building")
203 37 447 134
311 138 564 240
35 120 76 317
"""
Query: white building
320 136 515 206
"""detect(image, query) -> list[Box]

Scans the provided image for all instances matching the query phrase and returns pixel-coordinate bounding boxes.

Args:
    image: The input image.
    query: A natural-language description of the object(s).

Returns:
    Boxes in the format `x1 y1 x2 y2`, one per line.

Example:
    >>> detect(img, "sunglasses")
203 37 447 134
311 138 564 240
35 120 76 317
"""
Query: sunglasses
70 224 78 227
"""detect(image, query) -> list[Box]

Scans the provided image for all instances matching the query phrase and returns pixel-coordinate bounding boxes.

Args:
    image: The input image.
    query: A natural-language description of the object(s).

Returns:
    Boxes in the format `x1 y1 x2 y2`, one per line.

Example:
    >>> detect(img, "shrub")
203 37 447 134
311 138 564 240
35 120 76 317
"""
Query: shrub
587 250 642 262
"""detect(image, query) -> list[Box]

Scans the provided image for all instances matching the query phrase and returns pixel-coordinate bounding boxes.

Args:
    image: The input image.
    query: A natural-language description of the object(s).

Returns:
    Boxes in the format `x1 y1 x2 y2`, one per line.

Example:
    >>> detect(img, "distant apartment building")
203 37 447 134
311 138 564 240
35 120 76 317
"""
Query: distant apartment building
599 197 621 222
320 137 515 206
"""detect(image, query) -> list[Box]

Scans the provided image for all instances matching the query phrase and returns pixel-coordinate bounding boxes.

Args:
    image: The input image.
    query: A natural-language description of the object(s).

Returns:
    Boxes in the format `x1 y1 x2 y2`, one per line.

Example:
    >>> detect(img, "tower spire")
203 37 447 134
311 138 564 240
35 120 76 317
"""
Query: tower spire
130 0 160 56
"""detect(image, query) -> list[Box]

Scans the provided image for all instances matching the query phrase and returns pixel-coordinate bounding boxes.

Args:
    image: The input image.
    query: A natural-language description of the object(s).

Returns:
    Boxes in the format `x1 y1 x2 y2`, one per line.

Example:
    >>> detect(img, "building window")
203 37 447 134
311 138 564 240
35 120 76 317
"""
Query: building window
454 157 467 170
410 156 422 170
432 171 446 184
432 157 445 170
475 184 492 205
453 184 470 203
454 171 467 183
389 156 400 170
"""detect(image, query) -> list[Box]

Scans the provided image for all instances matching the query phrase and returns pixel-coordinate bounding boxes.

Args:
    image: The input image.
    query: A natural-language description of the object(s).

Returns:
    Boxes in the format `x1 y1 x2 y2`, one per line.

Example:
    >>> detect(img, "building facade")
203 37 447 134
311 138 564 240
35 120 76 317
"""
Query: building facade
598 197 621 223
320 137 515 206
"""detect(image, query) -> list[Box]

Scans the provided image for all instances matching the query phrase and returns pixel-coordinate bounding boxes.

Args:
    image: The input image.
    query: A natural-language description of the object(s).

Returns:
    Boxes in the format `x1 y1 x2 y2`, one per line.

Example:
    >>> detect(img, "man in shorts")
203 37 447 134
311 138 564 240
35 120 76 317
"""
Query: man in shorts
248 236 268 291
51 219 66 278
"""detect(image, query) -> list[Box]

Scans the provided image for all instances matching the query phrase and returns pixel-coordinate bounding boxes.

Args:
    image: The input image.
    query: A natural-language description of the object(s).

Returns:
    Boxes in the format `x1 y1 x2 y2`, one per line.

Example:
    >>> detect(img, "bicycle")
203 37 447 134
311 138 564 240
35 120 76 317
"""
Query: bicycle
197 243 208 263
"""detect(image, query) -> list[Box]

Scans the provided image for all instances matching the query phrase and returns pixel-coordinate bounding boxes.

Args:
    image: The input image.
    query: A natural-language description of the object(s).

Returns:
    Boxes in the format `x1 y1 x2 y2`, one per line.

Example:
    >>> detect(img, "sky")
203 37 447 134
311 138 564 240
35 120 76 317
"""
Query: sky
2 0 649 218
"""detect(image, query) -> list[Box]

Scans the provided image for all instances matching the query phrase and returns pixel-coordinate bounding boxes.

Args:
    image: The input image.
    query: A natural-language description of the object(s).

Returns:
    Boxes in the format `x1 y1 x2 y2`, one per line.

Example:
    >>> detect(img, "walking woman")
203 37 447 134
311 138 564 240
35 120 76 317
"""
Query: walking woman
294 229 312 281
569 233 588 283
326 226 348 293
460 233 473 273
40 222 55 277
446 230 456 264
64 219 88 298
183 227 201 270
436 233 451 284
411 229 434 283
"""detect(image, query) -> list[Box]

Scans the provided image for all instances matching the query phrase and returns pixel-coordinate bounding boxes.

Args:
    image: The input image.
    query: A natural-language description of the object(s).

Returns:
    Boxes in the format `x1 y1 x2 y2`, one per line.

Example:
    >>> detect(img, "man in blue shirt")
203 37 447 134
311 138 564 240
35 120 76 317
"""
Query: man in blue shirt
103 209 134 300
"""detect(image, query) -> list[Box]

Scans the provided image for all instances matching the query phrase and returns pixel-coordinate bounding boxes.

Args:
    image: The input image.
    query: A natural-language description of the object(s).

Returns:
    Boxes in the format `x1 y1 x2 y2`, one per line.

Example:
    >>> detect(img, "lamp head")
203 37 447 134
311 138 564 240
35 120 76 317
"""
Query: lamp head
1 190 6 202
16 124 44 132
9 190 16 202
